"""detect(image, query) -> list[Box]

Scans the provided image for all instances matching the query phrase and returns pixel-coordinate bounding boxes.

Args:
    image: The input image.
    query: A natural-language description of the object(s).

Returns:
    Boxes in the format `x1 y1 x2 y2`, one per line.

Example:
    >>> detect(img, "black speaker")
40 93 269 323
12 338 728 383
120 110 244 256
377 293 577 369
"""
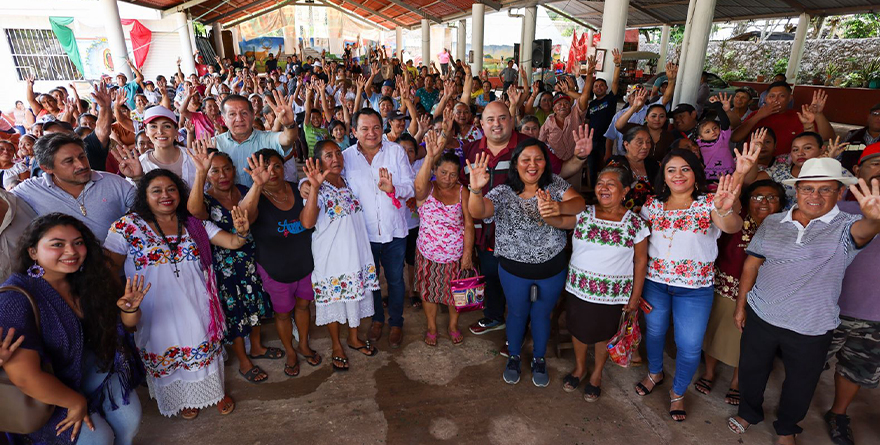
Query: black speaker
532 39 552 68
513 43 520 65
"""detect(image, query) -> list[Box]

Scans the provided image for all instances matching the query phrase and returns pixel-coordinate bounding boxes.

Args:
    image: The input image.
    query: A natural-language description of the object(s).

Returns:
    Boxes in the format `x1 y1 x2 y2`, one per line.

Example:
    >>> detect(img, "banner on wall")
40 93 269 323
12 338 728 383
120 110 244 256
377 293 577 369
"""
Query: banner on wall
239 37 285 61
79 38 114 79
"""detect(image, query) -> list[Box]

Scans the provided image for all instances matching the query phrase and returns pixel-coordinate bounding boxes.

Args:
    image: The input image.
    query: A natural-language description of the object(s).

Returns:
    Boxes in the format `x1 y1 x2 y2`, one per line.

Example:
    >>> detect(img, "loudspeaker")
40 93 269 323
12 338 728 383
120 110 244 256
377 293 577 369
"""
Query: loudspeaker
532 39 552 69
513 43 520 65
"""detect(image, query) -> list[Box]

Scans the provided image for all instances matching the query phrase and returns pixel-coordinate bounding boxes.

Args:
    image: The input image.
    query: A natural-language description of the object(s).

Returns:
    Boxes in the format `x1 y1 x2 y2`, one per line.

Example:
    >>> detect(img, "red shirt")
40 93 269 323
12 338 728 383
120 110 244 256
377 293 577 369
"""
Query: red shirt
744 109 803 156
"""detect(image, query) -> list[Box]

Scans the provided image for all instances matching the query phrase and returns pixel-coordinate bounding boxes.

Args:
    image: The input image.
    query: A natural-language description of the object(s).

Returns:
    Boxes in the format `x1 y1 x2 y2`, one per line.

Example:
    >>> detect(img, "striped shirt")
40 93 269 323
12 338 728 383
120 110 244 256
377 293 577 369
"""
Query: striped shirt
745 205 864 335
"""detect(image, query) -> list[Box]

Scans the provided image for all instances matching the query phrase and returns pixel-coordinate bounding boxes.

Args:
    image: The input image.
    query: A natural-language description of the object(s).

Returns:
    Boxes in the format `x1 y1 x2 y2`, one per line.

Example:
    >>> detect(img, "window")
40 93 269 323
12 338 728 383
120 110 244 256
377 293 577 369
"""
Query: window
6 28 83 81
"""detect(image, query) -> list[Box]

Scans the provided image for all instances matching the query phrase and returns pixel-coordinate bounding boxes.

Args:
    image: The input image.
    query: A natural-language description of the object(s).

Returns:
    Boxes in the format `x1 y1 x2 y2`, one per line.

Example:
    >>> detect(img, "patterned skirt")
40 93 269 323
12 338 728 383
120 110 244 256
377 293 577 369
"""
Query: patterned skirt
415 249 460 305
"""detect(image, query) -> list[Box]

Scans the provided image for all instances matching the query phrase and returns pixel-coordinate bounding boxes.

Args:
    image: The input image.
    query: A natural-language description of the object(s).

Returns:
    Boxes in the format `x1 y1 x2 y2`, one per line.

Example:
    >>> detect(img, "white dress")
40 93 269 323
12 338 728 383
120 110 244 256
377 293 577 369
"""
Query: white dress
104 214 225 417
310 181 379 326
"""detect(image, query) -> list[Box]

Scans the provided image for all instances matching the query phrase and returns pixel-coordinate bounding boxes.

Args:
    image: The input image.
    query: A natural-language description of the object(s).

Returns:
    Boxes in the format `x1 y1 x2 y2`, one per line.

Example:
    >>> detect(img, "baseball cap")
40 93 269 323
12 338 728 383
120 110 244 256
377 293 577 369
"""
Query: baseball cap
382 80 395 88
670 103 696 116
552 93 572 106
143 106 177 125
387 110 407 120
859 142 880 165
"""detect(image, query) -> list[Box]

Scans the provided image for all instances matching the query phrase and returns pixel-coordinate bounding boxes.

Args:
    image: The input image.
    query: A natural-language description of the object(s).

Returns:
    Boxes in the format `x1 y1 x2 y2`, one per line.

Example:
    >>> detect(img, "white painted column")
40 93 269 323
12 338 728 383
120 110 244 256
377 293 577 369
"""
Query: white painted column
457 19 466 62
596 0 629 83
786 12 810 84
187 13 198 53
658 24 670 70
675 0 716 106
174 12 197 76
673 0 698 105
521 5 537 86
396 27 404 60
471 3 485 72
212 22 225 59
231 27 241 56
99 0 131 77
421 19 431 67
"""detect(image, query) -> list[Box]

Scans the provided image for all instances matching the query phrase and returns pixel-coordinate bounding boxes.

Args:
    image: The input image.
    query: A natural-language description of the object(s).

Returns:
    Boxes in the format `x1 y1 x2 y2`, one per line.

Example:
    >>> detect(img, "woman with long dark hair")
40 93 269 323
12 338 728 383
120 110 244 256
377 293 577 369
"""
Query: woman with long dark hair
467 136 586 387
0 213 147 444
105 169 251 419
635 149 744 422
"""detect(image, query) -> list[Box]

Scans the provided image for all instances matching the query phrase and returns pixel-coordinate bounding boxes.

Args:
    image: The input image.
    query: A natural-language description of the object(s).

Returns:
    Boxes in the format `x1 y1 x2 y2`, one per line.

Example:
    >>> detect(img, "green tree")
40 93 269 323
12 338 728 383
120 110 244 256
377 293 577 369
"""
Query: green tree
841 14 880 39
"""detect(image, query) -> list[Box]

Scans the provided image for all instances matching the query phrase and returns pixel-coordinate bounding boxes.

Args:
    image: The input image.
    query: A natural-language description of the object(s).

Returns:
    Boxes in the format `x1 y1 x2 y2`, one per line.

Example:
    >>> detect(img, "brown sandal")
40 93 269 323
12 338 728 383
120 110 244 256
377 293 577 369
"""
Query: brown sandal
217 395 235 415
180 407 199 420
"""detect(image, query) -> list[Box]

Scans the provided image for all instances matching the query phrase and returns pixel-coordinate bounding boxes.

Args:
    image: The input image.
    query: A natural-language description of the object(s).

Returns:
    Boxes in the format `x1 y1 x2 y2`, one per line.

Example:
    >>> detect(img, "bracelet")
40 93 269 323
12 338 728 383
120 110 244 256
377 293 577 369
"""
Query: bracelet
576 154 588 161
714 207 734 218
236 231 249 239
467 186 482 195
120 306 140 314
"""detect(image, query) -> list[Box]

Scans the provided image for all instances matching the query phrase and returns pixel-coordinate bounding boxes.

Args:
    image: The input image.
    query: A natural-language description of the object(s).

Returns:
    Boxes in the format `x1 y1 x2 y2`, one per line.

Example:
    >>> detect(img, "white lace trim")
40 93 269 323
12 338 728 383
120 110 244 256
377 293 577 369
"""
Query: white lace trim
147 360 225 417
315 296 374 327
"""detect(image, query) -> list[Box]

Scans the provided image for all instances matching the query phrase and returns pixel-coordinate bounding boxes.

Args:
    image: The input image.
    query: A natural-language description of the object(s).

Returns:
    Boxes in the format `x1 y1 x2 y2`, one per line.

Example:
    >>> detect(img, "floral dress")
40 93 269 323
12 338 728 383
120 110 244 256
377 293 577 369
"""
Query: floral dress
415 186 465 304
204 188 271 341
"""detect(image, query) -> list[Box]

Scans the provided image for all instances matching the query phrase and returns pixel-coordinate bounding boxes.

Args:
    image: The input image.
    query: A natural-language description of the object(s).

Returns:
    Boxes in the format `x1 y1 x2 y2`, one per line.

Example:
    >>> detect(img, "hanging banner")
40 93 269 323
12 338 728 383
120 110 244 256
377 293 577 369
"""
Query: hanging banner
49 17 84 75
80 38 114 79
239 37 285 61
120 19 152 69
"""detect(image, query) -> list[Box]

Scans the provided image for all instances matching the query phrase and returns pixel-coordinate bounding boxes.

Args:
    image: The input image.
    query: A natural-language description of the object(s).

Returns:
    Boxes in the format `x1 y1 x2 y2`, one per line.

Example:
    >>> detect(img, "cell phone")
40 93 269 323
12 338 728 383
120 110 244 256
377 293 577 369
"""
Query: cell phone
640 299 653 314
530 284 538 303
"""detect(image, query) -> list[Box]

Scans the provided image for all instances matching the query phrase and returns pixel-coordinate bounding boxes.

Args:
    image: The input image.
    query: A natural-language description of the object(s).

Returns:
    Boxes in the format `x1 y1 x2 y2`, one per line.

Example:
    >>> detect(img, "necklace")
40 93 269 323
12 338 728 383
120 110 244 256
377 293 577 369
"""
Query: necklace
153 217 184 278
262 185 289 203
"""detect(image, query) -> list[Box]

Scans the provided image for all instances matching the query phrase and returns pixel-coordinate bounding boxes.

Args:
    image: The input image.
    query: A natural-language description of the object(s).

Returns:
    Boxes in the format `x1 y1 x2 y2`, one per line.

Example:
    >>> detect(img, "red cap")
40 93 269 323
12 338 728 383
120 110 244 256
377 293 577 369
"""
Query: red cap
859 142 880 165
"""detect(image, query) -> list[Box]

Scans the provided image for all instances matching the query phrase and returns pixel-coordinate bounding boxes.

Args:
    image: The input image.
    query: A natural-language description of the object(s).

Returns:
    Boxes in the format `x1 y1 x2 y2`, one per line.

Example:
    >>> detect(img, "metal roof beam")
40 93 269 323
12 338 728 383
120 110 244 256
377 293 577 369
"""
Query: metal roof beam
542 4 599 31
161 0 212 18
333 0 406 27
205 0 275 24
628 2 671 24
383 0 442 24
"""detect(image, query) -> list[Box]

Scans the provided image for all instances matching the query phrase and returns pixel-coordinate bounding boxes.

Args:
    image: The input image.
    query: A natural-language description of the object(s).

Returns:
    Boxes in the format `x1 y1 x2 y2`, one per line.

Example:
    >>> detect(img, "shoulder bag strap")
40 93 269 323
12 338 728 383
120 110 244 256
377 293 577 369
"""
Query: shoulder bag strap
0 285 41 332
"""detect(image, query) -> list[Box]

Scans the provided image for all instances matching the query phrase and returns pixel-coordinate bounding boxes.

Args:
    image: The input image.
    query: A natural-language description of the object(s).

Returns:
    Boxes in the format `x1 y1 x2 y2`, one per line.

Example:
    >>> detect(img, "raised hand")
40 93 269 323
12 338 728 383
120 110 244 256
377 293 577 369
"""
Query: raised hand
631 87 648 109
507 84 522 105
355 74 367 91
612 48 622 67
377 167 394 193
572 124 595 159
749 127 768 153
536 188 560 218
586 55 598 75
733 142 760 175
424 130 443 159
809 90 827 114
417 113 432 135
302 158 325 189
267 89 296 127
25 73 36 86
231 206 250 235
466 152 491 191
850 177 880 220
713 174 741 213
0 327 24 367
188 136 216 172
665 62 679 80
824 135 849 159
91 82 112 111
244 154 270 187
797 104 816 127
117 274 151 312
713 92 733 111
110 145 144 179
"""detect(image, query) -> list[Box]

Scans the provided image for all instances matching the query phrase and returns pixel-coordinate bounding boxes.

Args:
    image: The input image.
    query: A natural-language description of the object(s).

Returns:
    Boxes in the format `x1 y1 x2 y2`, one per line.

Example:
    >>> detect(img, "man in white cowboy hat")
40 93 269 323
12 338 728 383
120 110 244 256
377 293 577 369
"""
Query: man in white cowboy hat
727 157 880 445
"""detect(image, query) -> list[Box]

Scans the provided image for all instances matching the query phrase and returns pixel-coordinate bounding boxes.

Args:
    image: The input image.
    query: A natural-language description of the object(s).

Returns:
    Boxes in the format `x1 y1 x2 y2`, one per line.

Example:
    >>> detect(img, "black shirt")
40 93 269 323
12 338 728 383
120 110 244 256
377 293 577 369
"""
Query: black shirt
587 91 619 145
83 133 108 172
266 58 278 72
251 183 314 283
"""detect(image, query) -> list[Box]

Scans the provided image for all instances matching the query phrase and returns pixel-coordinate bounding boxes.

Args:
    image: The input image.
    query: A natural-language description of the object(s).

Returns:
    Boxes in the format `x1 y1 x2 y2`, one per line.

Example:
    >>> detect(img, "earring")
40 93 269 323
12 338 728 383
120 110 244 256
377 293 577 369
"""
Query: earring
27 262 45 278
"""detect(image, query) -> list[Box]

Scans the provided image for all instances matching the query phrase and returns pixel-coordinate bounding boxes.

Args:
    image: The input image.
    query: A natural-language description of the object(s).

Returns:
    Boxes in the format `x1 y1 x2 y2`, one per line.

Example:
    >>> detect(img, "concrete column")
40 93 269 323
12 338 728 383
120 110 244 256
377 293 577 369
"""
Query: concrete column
174 12 197 76
521 5 537 86
213 22 225 59
457 19 466 62
187 13 198 53
421 19 431 67
673 0 698 105
99 0 132 77
675 0 716 106
786 12 810 84
396 27 404 60
658 24 670 70
231 27 241 56
586 30 594 51
596 0 629 83
471 3 485 72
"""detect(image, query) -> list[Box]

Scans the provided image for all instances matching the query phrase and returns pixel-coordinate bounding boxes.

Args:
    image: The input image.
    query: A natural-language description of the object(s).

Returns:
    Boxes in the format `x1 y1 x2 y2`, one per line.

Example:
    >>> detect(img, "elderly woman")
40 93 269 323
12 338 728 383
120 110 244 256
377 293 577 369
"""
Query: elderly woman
468 136 586 387
552 165 649 402
696 179 786 406
1 214 146 444
105 170 250 419
635 149 744 422
607 126 661 213
614 90 675 163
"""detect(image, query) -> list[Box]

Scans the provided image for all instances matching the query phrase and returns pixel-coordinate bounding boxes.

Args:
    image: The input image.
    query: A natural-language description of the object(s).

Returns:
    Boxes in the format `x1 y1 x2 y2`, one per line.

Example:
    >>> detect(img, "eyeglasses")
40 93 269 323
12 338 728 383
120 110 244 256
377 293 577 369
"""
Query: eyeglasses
796 185 840 196
871 111 880 117
750 195 780 202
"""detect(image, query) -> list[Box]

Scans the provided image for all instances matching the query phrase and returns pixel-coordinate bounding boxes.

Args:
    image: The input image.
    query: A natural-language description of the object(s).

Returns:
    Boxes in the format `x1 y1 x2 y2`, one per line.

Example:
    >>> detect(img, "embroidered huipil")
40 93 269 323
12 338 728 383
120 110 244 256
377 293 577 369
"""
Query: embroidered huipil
566 206 650 304
342 140 415 243
714 214 758 300
416 187 464 264
640 194 721 289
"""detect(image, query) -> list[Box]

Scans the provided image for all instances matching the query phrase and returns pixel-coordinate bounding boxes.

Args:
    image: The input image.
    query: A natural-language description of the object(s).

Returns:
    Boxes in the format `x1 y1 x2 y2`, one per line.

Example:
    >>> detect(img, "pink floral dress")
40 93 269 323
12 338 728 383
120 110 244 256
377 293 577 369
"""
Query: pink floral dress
415 186 465 304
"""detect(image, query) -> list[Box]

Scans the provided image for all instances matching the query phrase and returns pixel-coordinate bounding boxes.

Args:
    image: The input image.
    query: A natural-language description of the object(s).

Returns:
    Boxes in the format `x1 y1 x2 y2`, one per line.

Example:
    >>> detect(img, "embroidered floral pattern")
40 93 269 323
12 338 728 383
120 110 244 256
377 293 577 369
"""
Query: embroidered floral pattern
140 338 223 378
574 213 644 248
644 194 715 236
648 258 715 288
110 215 200 271
566 266 634 304
313 264 379 305
319 182 362 222
714 269 739 301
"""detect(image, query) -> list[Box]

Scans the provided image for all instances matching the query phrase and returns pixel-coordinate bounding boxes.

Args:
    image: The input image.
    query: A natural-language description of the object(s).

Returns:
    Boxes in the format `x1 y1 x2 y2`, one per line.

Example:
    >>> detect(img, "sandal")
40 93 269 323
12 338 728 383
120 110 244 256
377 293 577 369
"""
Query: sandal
247 346 285 360
348 340 378 357
284 360 300 377
583 383 601 402
728 416 750 434
669 393 686 422
217 395 235 415
411 296 422 308
180 407 199 420
562 373 581 393
448 329 464 345
694 377 713 395
332 356 349 372
725 388 740 405
635 372 664 396
300 351 322 367
424 331 438 346
238 365 268 384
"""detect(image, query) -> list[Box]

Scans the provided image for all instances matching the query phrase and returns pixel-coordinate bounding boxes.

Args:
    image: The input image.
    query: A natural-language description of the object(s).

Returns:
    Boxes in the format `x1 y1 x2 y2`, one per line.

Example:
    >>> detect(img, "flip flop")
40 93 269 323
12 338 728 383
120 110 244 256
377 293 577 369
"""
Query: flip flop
348 340 378 357
448 329 464 345
180 408 199 420
332 356 349 372
284 361 300 377
425 331 438 346
300 351 323 367
248 346 285 360
217 395 235 415
238 365 268 384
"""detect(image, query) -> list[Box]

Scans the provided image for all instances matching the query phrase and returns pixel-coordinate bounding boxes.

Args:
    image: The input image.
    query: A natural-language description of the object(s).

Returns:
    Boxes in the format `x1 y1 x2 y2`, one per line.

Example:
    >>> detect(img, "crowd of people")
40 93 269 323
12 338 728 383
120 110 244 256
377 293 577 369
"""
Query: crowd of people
1 41 879 445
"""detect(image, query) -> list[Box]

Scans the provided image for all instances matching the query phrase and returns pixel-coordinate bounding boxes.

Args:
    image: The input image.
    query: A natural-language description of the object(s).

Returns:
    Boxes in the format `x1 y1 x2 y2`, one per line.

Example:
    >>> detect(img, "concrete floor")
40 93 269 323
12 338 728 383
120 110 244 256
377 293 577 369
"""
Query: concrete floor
133 302 880 445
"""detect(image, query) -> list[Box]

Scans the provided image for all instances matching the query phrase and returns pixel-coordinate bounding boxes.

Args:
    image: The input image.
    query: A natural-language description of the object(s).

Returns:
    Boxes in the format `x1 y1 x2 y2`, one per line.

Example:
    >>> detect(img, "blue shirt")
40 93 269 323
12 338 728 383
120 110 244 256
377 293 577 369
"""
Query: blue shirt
215 130 289 186
121 80 140 110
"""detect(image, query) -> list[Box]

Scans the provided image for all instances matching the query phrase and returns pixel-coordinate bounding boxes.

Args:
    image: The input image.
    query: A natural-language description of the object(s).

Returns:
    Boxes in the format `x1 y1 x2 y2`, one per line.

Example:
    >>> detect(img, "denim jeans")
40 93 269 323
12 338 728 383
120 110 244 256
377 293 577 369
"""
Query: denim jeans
479 248 506 323
371 237 407 327
642 279 714 396
499 265 567 358
77 350 142 445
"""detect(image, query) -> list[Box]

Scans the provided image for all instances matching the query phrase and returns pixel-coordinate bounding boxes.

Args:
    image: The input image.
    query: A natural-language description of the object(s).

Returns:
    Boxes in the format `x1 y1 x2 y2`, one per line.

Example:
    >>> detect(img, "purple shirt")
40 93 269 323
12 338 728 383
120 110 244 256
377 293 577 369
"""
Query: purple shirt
838 200 880 322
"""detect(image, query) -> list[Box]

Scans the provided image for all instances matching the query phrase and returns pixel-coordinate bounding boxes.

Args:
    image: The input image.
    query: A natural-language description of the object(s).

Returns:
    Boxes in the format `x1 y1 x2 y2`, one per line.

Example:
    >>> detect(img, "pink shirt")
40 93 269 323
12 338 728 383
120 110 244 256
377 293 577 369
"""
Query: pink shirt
538 101 587 161
189 111 215 139
437 51 450 64
416 188 464 263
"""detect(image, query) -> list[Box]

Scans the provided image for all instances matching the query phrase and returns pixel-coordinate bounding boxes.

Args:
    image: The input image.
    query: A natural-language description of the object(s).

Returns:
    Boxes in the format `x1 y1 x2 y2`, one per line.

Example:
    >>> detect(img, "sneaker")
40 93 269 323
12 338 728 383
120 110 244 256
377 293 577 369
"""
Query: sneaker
470 318 505 335
499 342 510 358
825 410 855 445
531 357 550 387
503 355 521 384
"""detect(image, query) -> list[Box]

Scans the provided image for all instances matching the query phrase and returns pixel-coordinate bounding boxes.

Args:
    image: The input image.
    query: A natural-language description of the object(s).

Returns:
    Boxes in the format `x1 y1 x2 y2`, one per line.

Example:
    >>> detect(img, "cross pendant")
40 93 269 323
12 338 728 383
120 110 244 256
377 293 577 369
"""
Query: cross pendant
173 267 180 278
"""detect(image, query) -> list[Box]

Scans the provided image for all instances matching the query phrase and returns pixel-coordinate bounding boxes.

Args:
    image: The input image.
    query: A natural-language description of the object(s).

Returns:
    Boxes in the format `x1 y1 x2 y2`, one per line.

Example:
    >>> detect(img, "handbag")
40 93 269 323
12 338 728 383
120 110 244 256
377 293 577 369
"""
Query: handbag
0 285 56 435
607 310 642 368
450 269 485 313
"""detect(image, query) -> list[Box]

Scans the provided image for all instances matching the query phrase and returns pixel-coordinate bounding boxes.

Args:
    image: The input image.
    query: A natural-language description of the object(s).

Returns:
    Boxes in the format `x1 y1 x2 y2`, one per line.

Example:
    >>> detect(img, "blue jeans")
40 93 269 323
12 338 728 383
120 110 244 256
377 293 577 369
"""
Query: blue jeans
371 237 406 327
77 350 142 445
499 265 567 359
642 280 714 395
479 249 506 323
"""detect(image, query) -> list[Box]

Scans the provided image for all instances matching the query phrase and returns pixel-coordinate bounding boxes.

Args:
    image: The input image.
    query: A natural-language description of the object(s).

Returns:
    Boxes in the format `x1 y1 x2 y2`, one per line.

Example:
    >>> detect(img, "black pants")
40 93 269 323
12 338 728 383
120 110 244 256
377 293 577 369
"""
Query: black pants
479 248 505 323
738 305 833 436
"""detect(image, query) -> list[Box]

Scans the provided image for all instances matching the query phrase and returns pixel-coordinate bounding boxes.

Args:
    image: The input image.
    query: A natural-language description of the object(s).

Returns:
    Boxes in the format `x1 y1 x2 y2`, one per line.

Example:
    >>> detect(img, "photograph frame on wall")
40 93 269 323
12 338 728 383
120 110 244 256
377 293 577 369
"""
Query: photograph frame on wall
594 49 606 71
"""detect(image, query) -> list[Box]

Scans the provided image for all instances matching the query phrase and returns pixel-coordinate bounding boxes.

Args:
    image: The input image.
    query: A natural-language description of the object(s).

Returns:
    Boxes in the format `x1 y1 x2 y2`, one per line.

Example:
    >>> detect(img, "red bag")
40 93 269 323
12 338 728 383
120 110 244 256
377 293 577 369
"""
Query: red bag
607 311 642 367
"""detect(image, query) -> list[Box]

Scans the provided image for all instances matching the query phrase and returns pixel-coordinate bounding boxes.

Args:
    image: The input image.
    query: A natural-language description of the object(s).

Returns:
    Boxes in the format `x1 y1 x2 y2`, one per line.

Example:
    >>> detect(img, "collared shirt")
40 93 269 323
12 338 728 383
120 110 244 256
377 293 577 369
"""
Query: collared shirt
342 140 415 243
215 129 289 186
539 101 587 161
0 190 37 282
11 171 135 242
746 205 866 335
